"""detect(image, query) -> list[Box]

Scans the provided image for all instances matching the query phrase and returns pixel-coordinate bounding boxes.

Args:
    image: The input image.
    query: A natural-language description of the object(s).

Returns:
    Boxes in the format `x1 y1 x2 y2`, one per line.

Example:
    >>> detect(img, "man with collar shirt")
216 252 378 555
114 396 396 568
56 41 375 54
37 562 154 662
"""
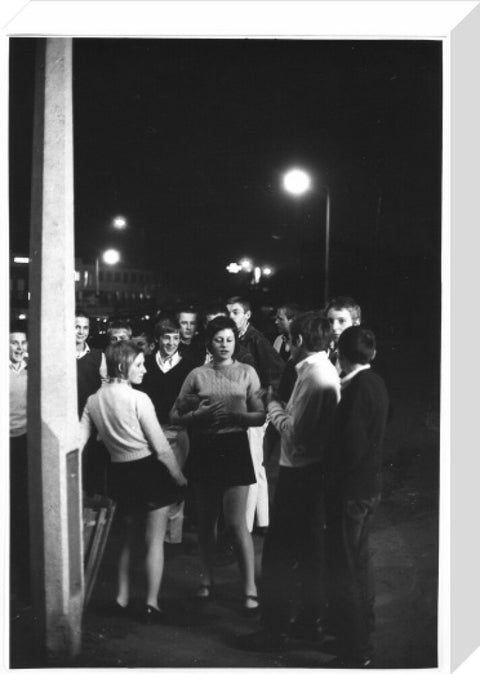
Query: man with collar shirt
239 312 340 652
325 296 361 372
324 326 389 668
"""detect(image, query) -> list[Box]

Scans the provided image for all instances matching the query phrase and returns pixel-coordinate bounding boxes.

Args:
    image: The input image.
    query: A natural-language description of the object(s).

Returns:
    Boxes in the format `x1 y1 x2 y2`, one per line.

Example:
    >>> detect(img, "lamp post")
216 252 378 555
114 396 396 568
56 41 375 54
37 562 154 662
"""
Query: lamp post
282 167 331 305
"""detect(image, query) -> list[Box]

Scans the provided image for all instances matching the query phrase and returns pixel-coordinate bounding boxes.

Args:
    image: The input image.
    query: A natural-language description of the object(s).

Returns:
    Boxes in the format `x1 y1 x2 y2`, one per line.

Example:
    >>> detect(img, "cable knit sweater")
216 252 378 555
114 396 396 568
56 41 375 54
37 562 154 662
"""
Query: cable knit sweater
175 361 261 434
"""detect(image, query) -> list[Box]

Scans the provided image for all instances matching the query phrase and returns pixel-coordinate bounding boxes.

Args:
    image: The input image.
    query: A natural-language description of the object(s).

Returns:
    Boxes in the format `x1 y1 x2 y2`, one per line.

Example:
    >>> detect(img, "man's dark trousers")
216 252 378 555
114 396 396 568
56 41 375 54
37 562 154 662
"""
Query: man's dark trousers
326 492 380 660
259 464 326 634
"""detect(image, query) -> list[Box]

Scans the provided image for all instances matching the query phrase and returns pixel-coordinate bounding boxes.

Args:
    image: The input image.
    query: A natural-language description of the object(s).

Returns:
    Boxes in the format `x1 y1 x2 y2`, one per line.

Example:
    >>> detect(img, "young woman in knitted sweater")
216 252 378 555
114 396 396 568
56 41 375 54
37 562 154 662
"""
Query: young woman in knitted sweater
171 316 265 611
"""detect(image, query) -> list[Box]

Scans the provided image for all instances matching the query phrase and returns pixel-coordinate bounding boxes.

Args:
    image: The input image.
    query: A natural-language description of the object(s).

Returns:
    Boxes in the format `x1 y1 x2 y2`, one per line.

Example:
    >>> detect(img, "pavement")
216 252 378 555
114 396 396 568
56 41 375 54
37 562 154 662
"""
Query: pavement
9 339 440 669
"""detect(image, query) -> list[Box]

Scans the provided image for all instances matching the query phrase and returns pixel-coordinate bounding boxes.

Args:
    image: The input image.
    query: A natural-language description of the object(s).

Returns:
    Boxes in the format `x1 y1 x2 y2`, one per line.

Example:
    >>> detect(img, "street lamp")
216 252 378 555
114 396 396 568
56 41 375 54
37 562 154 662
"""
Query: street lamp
113 215 127 230
95 248 121 299
282 167 331 304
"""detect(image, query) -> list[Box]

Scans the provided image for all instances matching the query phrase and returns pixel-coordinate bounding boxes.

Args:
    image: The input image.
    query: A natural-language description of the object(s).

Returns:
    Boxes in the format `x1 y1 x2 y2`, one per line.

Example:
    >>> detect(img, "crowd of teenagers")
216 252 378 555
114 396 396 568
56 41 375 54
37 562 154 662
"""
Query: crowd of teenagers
9 295 390 668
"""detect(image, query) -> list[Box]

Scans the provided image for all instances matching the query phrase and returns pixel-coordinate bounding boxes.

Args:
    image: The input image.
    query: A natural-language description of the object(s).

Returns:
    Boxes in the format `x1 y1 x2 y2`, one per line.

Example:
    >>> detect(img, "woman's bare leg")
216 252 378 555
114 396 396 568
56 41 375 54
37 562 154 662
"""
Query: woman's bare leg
194 484 220 588
117 514 135 607
223 485 257 598
144 506 169 609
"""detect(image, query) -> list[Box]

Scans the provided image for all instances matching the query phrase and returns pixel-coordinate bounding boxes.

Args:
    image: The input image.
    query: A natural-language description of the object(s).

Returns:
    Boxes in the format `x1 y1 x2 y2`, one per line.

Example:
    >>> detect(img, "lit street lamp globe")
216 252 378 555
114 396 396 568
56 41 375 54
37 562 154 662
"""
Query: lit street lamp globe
282 168 311 196
102 249 121 265
113 216 127 229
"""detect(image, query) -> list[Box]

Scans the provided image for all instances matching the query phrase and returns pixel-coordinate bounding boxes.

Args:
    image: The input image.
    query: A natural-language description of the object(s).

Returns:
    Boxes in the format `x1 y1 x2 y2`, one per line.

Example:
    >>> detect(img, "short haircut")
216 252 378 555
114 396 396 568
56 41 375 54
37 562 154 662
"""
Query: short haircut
105 340 142 379
176 305 198 318
277 303 303 320
325 296 362 324
75 309 90 321
338 326 376 365
289 312 331 353
205 315 240 357
107 319 132 339
226 296 251 313
10 320 28 336
154 317 180 340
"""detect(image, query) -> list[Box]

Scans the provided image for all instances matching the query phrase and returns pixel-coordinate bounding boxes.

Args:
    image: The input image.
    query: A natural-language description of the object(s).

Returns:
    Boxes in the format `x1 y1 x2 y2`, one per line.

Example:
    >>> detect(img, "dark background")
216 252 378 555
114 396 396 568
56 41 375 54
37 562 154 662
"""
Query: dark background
9 38 442 343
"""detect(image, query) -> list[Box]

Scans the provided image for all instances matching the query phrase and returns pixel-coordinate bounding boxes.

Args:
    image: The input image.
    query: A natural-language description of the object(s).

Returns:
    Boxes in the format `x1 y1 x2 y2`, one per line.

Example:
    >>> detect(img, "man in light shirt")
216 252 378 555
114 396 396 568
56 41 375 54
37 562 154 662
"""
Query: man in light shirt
240 312 340 652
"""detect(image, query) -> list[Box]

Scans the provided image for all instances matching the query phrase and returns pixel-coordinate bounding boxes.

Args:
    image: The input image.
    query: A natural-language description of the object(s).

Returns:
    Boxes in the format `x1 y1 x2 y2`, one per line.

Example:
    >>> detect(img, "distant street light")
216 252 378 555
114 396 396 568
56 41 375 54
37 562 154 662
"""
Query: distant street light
113 216 127 229
282 167 331 304
226 259 273 285
103 248 121 265
95 248 121 298
240 258 253 272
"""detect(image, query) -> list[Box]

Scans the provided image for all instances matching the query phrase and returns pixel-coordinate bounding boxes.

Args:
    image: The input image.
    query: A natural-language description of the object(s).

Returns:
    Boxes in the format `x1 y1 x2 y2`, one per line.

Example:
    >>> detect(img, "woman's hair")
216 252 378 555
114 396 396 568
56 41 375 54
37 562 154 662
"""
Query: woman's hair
205 315 240 357
105 340 142 379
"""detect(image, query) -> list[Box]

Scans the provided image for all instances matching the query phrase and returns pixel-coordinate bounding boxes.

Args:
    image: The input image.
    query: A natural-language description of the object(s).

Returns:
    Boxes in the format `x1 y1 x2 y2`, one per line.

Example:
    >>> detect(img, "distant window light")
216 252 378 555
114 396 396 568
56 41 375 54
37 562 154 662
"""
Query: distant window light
18 313 27 320
83 270 89 286
74 271 81 282
14 256 30 264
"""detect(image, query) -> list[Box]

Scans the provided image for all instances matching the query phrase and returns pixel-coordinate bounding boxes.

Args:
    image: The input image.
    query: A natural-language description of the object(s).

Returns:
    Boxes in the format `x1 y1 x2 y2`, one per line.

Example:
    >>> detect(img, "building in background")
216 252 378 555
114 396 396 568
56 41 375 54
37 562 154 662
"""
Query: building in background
10 254 164 321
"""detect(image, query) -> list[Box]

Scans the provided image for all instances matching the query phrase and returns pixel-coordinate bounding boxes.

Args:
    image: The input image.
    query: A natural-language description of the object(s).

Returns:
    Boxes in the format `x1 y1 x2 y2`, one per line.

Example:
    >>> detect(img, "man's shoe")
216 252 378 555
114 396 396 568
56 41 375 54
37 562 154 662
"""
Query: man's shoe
236 629 290 652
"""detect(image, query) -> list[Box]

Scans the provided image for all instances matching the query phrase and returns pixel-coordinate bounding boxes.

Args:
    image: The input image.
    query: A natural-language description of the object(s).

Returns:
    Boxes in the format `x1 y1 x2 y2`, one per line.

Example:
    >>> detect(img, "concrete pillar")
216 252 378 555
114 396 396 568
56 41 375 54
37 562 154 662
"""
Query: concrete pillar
28 38 83 664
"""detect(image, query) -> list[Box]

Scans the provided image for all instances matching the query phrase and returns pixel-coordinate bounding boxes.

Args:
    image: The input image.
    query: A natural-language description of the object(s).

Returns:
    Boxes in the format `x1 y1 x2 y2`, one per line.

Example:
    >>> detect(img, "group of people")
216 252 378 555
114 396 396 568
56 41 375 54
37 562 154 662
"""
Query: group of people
10 293 390 668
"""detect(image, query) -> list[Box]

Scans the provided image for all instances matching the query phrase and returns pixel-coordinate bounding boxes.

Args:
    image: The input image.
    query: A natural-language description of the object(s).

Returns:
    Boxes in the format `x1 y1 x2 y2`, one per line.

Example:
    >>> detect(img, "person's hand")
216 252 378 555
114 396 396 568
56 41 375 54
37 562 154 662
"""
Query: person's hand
211 408 241 428
194 399 224 422
176 394 201 414
263 385 281 406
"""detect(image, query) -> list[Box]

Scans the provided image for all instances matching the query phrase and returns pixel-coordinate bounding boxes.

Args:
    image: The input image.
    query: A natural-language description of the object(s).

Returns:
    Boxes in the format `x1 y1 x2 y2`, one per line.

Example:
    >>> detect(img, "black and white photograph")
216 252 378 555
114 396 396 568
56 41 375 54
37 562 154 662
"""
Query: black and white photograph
5 2 459 668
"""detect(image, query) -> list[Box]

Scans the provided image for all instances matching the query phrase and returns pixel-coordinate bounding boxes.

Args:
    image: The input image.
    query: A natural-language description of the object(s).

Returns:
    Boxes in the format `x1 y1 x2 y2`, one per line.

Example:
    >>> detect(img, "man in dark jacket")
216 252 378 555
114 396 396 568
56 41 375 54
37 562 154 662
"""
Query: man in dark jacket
324 326 389 668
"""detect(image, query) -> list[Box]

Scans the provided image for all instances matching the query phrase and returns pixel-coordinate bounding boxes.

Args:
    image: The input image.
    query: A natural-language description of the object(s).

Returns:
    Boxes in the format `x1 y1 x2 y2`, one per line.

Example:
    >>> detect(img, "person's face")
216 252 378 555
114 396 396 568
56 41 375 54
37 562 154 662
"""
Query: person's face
327 308 356 343
127 352 146 385
178 313 197 343
132 335 154 356
75 316 90 346
10 332 28 365
109 328 131 344
227 303 251 334
289 335 303 365
274 308 291 335
158 332 180 359
210 328 235 362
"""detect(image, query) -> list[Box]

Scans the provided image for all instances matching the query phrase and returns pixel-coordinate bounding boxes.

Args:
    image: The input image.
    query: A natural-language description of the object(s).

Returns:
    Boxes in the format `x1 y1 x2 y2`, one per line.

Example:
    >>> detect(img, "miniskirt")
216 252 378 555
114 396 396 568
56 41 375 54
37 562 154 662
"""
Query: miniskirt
185 431 256 488
108 454 186 514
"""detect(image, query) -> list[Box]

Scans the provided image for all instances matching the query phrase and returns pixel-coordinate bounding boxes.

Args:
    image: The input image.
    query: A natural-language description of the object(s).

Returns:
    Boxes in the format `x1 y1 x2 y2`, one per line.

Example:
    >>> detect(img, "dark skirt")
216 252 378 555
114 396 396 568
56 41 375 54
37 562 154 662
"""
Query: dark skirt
185 431 256 488
108 454 185 514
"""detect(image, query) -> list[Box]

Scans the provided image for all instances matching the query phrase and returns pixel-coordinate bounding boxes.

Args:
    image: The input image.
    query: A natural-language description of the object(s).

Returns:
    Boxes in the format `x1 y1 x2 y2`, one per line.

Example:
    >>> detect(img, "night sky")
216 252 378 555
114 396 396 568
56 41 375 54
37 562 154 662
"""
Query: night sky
9 37 442 338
